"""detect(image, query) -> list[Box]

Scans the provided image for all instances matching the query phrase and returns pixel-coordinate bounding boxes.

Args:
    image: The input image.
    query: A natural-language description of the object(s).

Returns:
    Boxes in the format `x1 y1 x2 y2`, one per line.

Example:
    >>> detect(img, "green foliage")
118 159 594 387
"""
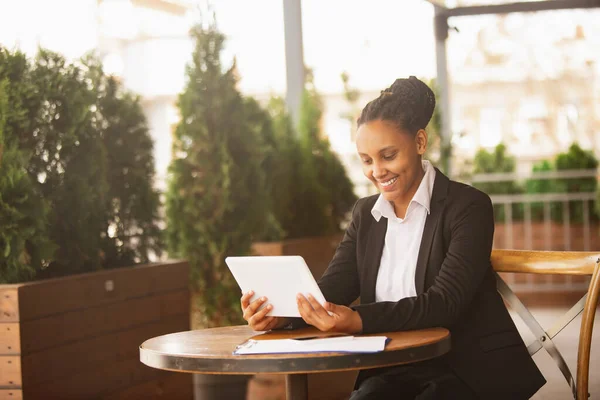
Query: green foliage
262 97 300 240
472 144 523 221
555 144 598 222
526 145 598 222
0 46 161 282
525 160 560 221
165 23 271 327
83 56 163 267
293 71 357 237
259 74 357 241
0 79 56 283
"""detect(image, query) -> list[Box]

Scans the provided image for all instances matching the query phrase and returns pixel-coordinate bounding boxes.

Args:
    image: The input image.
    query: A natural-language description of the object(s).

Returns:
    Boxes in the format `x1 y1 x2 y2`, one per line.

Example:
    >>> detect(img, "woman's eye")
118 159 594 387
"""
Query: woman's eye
361 159 372 165
383 153 397 161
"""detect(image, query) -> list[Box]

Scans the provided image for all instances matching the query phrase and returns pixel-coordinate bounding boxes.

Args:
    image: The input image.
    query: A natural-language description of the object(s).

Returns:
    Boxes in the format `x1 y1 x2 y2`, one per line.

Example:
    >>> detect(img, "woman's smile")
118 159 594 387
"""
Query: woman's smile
377 176 399 191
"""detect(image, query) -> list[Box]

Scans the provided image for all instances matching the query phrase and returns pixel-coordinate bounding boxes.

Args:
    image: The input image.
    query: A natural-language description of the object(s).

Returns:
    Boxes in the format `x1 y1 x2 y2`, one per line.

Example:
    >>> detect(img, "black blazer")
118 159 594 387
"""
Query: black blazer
316 169 546 399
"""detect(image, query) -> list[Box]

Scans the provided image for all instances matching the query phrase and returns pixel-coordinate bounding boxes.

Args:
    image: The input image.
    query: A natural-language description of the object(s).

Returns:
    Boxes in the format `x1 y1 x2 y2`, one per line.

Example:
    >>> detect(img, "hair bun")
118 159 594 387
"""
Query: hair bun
358 76 436 134
385 76 435 130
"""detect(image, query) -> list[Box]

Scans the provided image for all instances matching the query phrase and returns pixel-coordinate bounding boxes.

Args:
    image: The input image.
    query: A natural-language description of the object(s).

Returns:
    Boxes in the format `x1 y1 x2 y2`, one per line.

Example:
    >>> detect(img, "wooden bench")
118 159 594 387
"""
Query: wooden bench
492 250 600 400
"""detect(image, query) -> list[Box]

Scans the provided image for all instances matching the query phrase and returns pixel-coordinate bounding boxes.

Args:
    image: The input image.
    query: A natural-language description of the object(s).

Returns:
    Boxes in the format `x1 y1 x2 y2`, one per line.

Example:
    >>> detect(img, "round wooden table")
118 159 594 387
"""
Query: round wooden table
140 325 451 400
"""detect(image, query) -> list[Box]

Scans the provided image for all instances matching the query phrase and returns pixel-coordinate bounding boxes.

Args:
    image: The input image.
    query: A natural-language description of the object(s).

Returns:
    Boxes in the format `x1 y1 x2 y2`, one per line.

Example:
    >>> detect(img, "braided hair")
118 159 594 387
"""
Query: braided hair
357 76 436 134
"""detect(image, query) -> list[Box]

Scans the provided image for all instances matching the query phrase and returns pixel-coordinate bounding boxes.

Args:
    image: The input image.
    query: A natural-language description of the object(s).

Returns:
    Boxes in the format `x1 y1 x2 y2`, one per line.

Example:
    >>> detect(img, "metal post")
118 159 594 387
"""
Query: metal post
283 0 305 130
434 8 452 176
286 374 308 400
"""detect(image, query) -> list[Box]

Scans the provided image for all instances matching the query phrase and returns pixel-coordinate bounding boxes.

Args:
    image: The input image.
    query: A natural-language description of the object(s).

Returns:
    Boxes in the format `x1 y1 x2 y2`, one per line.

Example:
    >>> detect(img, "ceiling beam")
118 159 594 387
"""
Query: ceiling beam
446 0 600 17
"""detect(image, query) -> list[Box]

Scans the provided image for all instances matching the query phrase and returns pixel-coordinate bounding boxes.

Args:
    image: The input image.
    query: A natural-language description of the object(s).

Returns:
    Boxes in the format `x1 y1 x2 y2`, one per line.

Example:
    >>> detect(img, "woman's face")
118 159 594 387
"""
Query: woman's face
356 119 427 204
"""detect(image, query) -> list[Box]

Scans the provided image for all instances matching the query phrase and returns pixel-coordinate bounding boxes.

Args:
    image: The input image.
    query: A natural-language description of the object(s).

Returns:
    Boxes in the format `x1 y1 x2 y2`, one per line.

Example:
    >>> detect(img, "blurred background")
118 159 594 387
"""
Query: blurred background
0 0 599 399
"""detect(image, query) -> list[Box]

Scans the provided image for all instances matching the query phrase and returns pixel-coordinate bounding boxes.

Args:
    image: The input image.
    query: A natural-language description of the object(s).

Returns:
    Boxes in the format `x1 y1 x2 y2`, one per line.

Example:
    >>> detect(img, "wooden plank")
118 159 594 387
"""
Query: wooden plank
25 356 162 399
101 373 193 400
491 250 599 275
22 314 188 387
20 289 188 354
0 290 19 323
17 261 188 321
0 389 22 400
0 356 21 387
0 324 20 355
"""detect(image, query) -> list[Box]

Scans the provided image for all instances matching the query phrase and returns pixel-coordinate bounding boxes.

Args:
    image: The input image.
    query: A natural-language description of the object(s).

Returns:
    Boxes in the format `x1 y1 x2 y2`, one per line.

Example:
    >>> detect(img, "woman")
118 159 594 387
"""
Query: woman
240 77 545 399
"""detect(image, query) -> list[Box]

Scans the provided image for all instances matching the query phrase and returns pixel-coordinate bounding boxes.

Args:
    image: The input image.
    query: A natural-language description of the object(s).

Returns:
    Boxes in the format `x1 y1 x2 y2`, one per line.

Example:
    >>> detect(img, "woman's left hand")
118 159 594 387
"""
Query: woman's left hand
296 294 363 334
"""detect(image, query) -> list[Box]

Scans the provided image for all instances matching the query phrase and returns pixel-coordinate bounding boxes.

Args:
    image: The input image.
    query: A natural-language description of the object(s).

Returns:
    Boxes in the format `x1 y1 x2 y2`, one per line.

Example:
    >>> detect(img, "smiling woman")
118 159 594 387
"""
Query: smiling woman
241 76 546 400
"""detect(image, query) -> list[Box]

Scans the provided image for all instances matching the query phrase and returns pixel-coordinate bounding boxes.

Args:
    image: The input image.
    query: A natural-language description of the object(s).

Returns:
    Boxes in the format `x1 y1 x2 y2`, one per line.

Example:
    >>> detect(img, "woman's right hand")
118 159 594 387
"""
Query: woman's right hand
241 290 287 331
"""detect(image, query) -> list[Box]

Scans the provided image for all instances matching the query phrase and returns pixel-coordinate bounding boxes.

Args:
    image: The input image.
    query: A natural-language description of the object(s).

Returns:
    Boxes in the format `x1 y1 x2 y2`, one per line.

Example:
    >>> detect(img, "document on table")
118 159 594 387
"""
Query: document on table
233 335 389 355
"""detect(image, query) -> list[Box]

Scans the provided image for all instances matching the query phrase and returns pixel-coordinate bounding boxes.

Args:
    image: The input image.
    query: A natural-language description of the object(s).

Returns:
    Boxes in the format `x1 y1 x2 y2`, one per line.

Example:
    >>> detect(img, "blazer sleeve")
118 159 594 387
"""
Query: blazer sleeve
353 191 495 334
317 198 362 306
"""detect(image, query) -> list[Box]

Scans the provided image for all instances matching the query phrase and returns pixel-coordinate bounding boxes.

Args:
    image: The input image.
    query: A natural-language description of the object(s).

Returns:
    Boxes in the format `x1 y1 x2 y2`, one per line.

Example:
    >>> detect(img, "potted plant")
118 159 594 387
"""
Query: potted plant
0 47 190 399
165 20 275 399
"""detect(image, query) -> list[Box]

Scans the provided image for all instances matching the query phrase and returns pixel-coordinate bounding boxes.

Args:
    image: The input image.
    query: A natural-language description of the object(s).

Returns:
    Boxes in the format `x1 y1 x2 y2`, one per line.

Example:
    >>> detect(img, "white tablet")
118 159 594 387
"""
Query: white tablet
225 255 327 318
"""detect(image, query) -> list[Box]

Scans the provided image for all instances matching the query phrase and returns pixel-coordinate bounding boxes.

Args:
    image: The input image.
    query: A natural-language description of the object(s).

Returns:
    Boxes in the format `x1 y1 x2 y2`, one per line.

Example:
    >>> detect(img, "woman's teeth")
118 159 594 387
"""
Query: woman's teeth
380 177 398 187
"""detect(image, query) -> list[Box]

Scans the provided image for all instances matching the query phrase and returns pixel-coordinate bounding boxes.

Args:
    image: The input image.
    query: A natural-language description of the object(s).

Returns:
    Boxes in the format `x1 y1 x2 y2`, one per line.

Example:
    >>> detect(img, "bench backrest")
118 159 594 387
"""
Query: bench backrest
491 250 600 400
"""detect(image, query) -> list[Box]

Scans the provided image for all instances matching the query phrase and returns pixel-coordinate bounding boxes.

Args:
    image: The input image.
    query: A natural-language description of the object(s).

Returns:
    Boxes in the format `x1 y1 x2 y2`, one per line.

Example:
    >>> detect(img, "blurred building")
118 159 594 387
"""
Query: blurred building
0 0 197 188
448 12 600 174
320 10 600 193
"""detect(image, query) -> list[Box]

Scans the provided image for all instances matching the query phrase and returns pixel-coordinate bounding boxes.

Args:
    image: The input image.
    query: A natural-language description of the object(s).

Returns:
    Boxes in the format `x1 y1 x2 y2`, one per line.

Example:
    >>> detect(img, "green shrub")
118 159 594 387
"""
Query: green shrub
0 46 161 281
525 160 562 221
0 79 56 283
555 143 598 222
165 22 271 327
472 144 523 222
293 72 357 237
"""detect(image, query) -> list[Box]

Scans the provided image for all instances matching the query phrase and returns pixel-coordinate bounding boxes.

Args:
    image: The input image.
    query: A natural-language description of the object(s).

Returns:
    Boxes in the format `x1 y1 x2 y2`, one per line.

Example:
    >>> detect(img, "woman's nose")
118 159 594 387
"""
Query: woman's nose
372 162 386 179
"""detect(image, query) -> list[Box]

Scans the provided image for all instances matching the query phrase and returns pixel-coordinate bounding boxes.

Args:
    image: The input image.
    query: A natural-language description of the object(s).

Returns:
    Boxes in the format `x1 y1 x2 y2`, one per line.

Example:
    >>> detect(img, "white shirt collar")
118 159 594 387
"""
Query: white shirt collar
371 160 436 222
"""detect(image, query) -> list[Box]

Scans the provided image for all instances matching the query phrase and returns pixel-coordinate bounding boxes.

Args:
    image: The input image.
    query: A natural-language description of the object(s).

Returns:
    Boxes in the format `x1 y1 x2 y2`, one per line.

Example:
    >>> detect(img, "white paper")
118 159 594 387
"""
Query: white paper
233 336 388 355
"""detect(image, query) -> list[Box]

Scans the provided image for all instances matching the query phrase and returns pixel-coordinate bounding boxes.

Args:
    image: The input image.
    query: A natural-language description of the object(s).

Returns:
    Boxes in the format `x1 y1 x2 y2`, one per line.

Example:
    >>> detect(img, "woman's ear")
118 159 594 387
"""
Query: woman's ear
415 129 428 155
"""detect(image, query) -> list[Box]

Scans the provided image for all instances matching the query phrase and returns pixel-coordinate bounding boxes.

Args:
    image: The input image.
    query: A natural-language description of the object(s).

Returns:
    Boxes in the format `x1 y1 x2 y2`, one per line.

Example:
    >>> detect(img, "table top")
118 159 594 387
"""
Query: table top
140 325 451 375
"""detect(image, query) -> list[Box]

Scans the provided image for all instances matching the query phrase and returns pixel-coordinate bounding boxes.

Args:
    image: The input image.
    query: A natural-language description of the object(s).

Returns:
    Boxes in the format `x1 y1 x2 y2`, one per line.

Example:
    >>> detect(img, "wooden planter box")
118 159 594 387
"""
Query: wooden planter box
0 261 193 400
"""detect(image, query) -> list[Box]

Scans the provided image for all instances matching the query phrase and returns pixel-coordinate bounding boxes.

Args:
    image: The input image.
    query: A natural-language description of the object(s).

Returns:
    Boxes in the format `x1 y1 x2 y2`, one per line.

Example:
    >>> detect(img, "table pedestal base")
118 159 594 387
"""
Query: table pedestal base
286 373 308 400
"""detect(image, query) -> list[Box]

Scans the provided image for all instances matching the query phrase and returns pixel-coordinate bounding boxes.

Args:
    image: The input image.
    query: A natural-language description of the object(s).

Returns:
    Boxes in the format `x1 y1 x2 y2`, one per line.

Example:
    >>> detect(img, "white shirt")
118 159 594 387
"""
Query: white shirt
372 160 436 302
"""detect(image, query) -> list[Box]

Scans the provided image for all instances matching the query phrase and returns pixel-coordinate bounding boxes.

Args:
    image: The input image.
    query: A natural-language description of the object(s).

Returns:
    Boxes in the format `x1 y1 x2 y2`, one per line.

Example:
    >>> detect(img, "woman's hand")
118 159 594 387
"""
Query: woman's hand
296 294 363 334
241 290 288 331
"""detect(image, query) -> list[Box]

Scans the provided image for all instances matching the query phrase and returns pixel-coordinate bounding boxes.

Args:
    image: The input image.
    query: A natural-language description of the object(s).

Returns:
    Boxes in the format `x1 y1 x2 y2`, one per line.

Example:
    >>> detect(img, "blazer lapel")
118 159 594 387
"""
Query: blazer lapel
362 217 387 304
414 169 449 295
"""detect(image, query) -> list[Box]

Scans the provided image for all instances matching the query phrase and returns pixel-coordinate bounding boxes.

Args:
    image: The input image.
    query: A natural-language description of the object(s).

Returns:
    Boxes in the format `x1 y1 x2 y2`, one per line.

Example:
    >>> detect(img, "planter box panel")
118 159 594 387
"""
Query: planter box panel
19 288 188 354
102 373 193 400
0 261 190 399
26 357 161 399
29 358 191 399
22 313 187 387
16 261 188 321
0 390 22 400
0 356 21 387
0 289 20 323
0 324 19 355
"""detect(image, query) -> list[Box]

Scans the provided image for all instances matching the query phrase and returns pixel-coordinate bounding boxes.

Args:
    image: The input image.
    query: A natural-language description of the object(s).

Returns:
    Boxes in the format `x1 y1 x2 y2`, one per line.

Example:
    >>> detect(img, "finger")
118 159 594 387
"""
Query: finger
297 294 316 325
254 316 276 331
252 303 273 322
262 317 279 331
243 296 267 320
306 294 331 319
324 301 339 315
240 290 254 310
248 303 272 327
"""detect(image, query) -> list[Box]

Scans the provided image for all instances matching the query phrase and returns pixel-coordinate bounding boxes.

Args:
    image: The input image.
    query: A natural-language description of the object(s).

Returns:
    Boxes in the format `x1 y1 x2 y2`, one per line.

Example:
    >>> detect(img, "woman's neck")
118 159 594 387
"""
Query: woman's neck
391 165 426 219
